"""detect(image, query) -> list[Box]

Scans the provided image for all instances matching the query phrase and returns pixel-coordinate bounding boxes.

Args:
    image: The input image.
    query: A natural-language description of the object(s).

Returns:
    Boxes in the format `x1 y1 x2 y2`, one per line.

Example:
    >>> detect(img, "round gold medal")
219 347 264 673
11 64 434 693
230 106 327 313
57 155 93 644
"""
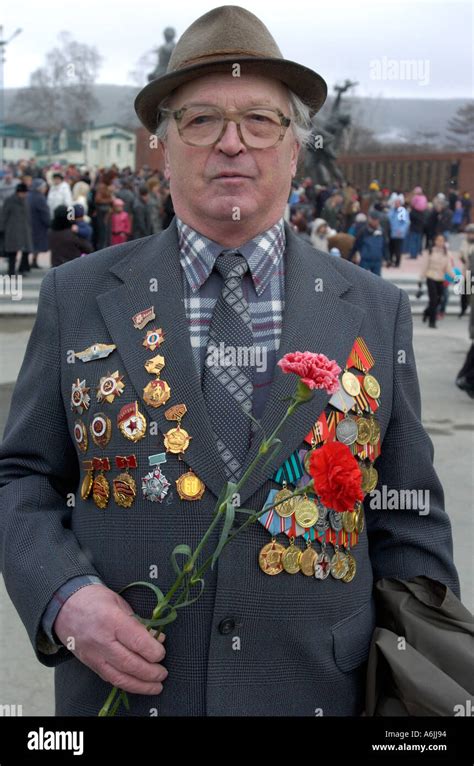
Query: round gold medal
366 464 378 492
273 487 296 518
342 510 356 533
281 543 302 574
299 545 317 576
368 416 381 445
164 425 191 454
176 471 205 501
364 374 381 399
356 417 371 445
330 550 349 579
81 471 93 500
342 552 357 582
294 497 318 528
304 448 317 474
341 370 361 397
258 540 285 575
355 503 365 533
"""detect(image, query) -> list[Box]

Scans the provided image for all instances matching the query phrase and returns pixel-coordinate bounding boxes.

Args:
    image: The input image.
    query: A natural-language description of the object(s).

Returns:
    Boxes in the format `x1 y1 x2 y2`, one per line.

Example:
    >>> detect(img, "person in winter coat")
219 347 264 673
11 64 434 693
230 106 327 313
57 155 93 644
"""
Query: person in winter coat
132 186 153 239
28 179 50 268
3 183 32 276
388 200 410 267
455 223 474 397
426 199 452 248
48 205 93 268
110 198 131 245
349 210 389 276
310 218 333 252
419 234 456 328
47 173 73 218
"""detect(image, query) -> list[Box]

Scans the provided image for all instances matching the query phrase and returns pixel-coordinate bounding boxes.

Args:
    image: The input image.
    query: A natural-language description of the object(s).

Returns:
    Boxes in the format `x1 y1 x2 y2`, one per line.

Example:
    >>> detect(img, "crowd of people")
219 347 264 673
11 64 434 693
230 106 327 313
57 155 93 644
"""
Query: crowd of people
0 161 473 395
0 159 175 273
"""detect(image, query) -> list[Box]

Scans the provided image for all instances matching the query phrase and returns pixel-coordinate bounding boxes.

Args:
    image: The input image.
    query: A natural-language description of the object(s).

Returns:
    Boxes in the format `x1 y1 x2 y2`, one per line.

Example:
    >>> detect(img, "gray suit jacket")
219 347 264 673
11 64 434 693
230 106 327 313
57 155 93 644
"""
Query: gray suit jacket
0 217 460 716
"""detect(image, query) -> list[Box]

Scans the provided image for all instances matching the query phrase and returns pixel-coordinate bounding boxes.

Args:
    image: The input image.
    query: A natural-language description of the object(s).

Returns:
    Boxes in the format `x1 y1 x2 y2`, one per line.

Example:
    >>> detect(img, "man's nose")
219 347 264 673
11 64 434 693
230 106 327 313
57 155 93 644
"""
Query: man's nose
214 119 246 153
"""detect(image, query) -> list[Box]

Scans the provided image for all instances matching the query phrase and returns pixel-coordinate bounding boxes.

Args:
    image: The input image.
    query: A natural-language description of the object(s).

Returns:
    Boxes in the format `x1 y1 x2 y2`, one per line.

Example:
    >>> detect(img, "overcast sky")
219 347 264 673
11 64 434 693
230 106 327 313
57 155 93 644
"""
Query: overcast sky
1 0 473 99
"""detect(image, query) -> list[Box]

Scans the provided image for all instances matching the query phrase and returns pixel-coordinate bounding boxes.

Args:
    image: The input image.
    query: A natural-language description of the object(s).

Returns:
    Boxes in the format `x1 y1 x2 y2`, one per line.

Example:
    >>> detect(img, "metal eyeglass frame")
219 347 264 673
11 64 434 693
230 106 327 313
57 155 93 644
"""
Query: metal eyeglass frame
159 104 292 148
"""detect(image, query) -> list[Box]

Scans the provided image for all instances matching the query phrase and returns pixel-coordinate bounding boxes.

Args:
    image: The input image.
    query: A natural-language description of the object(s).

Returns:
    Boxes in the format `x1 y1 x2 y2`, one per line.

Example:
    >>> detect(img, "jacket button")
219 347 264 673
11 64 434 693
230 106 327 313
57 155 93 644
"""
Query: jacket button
218 618 236 634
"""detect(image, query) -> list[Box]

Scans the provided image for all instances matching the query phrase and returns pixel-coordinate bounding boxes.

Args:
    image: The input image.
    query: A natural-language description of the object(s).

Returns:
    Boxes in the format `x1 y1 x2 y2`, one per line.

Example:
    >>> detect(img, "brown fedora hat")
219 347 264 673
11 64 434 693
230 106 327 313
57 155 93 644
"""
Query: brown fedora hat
135 5 327 134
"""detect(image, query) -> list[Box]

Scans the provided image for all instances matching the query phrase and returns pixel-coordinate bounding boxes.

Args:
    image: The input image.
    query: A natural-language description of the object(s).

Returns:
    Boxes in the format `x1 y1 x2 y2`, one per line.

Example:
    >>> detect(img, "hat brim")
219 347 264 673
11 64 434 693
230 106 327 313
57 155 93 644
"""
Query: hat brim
134 57 327 134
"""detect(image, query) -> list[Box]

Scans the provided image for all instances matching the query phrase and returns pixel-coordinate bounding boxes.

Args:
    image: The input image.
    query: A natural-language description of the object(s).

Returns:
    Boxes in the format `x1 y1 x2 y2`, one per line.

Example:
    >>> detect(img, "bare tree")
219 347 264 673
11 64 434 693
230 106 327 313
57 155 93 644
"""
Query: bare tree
10 32 103 158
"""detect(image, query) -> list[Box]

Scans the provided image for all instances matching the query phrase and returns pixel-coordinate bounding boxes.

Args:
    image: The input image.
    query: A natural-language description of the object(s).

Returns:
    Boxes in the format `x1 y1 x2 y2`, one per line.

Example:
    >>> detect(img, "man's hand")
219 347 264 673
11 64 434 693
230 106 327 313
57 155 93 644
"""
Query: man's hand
54 584 168 695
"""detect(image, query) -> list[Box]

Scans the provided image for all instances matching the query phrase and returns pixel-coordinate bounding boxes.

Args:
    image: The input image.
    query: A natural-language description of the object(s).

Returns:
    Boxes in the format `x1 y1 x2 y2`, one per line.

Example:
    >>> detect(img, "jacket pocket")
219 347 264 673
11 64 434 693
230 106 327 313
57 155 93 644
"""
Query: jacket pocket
331 598 376 673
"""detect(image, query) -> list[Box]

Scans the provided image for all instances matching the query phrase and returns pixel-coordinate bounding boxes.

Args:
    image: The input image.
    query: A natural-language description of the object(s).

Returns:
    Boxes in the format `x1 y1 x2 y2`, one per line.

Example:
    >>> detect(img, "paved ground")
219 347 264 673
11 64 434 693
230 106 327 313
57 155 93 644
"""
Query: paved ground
0 307 472 716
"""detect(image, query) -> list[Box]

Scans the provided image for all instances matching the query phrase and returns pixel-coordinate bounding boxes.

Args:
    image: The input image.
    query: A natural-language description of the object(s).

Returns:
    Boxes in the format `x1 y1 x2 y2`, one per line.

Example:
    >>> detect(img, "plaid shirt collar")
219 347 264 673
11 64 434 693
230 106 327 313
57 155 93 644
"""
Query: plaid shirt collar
176 215 286 296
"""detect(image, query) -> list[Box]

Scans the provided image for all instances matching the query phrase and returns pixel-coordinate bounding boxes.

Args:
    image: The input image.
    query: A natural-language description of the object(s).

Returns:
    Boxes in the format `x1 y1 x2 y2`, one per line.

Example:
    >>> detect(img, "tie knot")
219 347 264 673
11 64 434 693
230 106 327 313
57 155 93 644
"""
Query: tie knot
214 251 249 282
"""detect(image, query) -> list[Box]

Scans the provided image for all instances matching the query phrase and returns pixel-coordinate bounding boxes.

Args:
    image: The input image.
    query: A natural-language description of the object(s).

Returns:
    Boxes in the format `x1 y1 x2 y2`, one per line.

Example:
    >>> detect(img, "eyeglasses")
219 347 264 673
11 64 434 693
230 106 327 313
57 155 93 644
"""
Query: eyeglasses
159 104 292 149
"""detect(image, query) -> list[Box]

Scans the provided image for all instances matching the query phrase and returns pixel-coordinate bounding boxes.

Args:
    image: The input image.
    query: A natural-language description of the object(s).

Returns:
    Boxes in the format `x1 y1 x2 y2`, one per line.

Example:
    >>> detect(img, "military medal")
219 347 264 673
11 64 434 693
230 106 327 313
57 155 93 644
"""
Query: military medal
117 401 147 442
258 490 293 536
336 413 358 446
273 482 297 518
299 540 317 576
368 415 381 445
73 420 88 453
96 371 125 403
294 495 319 528
330 547 349 579
328 508 343 532
113 455 137 508
143 354 171 408
142 327 165 351
71 378 91 414
91 457 111 509
142 451 171 502
132 306 155 330
163 403 192 457
314 545 331 579
90 413 112 448
144 354 166 376
341 369 361 397
281 537 302 574
74 342 116 362
342 509 357 533
342 550 357 583
81 460 94 500
273 450 304 485
363 373 381 399
176 469 205 501
356 417 371 445
354 502 365 533
258 538 285 575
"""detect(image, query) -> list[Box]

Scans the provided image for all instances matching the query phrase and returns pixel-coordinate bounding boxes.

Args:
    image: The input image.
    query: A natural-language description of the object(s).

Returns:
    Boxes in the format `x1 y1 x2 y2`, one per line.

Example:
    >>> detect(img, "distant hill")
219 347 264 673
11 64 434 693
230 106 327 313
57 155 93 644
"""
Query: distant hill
4 84 471 145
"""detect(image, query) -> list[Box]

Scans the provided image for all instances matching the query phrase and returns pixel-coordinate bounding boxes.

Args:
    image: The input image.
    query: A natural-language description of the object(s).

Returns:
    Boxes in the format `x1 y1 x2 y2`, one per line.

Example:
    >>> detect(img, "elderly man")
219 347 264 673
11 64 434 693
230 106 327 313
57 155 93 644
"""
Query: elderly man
0 6 460 717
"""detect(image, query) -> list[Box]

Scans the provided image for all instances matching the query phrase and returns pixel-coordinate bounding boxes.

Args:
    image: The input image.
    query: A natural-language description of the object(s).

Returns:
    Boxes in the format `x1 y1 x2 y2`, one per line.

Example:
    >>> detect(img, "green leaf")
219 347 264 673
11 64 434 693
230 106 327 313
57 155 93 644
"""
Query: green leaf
121 691 130 711
241 409 266 437
234 507 259 515
211 498 235 569
170 543 194 577
173 578 205 608
118 580 166 606
137 608 178 628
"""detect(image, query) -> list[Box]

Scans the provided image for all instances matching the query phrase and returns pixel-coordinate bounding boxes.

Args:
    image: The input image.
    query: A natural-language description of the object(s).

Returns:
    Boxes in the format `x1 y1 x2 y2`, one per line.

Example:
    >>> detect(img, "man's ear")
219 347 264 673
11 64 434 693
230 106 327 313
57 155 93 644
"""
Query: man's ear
290 140 301 178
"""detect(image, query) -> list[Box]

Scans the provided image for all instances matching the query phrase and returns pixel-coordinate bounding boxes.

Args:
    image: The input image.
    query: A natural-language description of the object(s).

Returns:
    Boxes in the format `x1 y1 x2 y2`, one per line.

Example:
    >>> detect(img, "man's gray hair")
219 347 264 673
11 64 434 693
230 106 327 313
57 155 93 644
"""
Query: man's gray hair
154 86 313 148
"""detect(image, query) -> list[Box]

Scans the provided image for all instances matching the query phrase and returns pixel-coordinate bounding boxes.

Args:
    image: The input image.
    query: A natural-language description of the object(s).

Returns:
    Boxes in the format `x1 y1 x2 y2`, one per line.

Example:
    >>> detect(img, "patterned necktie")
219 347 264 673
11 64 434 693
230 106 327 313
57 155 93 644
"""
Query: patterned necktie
201 250 254 482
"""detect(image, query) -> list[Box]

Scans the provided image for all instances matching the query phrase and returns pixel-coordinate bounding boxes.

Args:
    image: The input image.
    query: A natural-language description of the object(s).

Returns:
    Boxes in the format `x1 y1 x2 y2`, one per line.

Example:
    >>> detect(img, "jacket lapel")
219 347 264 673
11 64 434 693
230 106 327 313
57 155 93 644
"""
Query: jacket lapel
96 218 366 505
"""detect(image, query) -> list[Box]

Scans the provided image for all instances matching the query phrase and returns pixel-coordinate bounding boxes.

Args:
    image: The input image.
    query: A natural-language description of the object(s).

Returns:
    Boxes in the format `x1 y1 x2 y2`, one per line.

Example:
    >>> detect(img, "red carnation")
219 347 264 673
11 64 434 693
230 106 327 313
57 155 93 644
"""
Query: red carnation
308 441 363 513
277 351 341 395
